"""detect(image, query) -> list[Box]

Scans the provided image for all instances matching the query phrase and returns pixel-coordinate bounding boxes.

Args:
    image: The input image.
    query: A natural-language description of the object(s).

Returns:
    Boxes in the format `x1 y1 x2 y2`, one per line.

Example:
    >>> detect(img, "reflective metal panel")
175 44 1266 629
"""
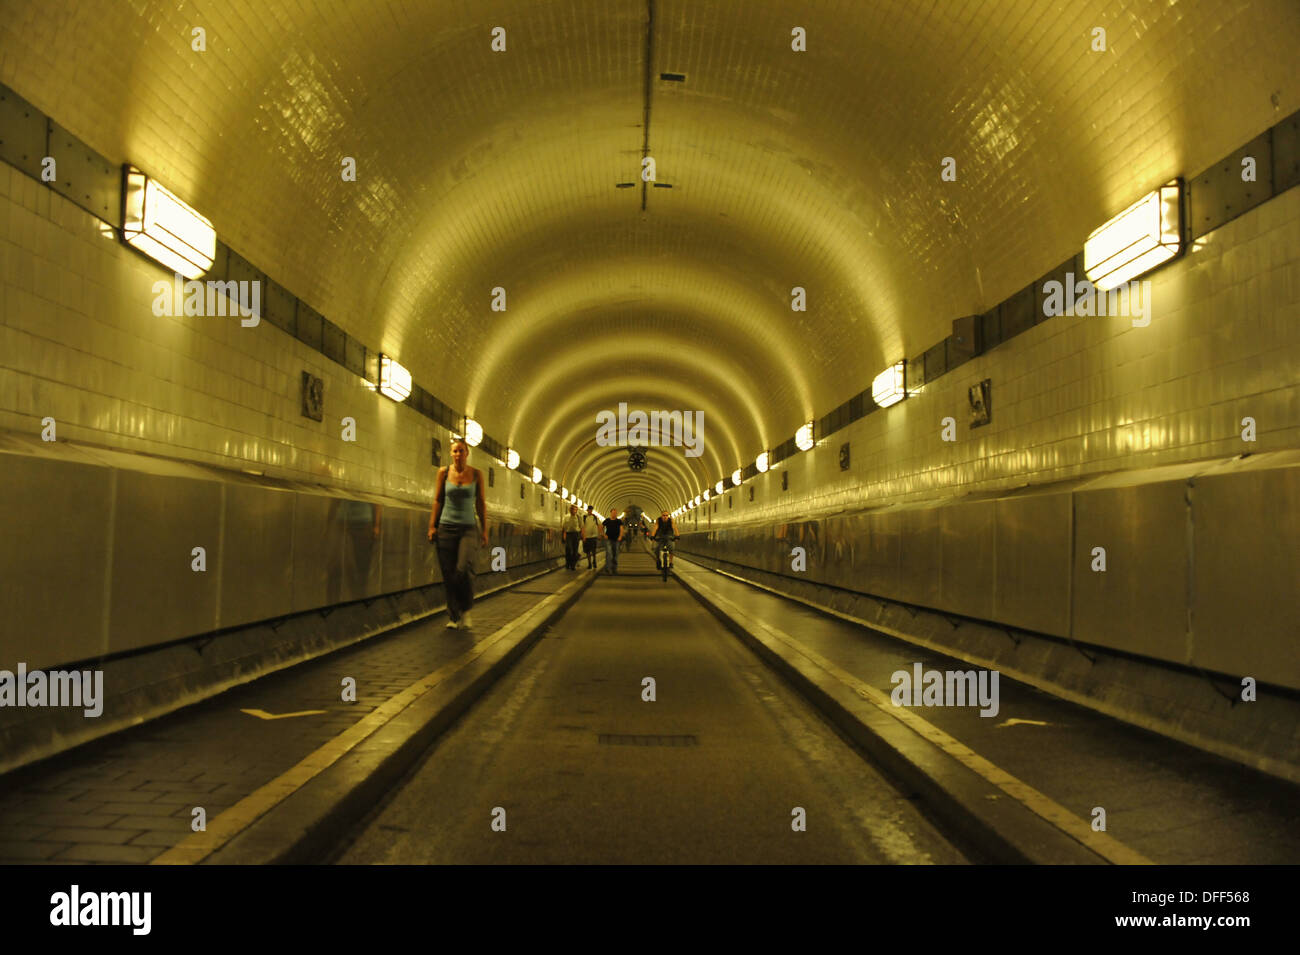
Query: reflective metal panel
994 493 1071 637
291 492 335 612
1071 481 1188 660
411 507 440 586
862 510 901 597
940 501 997 620
1192 461 1300 690
330 495 384 603
897 506 942 607
381 506 414 593
219 484 295 630
0 455 112 669
109 472 222 652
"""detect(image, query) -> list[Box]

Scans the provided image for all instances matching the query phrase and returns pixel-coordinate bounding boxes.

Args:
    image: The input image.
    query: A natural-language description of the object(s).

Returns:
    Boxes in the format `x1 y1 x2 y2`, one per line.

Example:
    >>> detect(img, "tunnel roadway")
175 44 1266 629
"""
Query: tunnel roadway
332 549 968 864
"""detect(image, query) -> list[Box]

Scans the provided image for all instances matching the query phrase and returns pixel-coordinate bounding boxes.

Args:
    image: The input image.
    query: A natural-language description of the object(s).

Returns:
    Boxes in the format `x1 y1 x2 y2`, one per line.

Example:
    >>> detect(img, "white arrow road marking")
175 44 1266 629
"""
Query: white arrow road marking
995 718 1050 728
240 708 327 720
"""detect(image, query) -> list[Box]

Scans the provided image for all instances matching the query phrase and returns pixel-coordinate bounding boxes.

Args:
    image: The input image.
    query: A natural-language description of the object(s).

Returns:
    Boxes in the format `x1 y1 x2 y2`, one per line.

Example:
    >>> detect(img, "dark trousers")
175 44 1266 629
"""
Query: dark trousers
604 538 619 573
583 538 598 567
436 523 478 620
564 531 580 569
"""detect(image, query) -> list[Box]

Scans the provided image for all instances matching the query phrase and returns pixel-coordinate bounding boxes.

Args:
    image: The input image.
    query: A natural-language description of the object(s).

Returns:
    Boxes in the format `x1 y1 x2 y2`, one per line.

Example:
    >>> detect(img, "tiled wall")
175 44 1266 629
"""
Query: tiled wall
0 163 570 526
691 184 1300 528
1 165 1296 529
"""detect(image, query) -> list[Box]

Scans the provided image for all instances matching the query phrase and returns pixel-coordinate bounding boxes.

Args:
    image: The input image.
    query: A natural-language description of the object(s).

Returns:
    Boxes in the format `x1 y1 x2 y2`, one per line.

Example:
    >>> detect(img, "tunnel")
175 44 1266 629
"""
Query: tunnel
0 0 1298 916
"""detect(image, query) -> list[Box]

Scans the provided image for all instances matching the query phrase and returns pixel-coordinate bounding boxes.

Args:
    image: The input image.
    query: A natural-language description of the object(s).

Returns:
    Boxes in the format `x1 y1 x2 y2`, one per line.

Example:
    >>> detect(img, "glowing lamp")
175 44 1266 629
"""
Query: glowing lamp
1084 180 1182 292
122 165 216 279
795 422 814 451
378 355 412 402
872 362 906 408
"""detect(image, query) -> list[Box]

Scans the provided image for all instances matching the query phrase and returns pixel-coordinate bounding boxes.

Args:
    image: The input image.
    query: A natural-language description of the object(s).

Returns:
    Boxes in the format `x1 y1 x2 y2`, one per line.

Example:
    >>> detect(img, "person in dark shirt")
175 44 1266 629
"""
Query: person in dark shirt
602 510 623 574
651 510 678 570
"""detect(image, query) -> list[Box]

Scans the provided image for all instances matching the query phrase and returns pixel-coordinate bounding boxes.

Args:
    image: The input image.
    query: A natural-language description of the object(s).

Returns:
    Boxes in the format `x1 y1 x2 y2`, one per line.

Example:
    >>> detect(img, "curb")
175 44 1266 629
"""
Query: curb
673 563 1111 866
199 567 602 864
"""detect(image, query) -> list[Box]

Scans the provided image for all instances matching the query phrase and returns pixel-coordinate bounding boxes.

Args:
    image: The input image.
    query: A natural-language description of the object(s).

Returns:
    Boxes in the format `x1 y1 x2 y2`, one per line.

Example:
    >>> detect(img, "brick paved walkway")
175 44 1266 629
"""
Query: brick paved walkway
0 566 594 863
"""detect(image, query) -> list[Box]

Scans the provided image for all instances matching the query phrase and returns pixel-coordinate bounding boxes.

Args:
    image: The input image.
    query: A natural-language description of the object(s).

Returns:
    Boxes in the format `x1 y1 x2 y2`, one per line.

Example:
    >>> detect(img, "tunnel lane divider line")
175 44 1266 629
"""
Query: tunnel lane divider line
151 567 599 865
677 567 1153 866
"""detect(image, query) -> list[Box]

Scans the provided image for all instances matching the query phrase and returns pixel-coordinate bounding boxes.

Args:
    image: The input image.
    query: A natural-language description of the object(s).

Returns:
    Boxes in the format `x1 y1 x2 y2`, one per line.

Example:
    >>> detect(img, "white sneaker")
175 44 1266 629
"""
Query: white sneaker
460 612 474 630
446 619 459 629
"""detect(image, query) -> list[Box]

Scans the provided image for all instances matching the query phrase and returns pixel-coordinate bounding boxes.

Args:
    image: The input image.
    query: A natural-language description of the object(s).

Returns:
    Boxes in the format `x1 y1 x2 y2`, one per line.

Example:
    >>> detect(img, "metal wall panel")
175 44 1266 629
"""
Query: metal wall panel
296 301 324 351
381 506 413 593
1189 133 1272 237
922 341 948 382
1191 461 1300 690
1071 480 1189 660
1273 109 1300 193
108 472 222 651
46 123 119 225
940 500 997 620
219 484 295 630
1035 258 1075 325
862 509 901 596
0 87 46 179
329 496 384 603
992 493 1071 637
322 319 346 364
680 459 1297 688
225 249 265 300
979 308 1001 351
412 509 440 585
261 279 296 335
290 492 334 612
1001 283 1037 339
345 336 366 376
0 455 112 669
896 505 942 606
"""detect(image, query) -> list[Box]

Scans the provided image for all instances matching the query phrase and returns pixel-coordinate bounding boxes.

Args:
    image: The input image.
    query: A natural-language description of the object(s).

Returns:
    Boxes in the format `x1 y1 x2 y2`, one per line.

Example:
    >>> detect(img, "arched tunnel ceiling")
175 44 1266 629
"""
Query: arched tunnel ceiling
3 0 1298 508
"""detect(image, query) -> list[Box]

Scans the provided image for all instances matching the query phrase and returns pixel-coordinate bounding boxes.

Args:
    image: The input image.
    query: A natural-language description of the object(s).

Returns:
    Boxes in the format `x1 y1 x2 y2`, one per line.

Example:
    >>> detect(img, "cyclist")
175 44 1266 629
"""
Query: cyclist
649 510 678 570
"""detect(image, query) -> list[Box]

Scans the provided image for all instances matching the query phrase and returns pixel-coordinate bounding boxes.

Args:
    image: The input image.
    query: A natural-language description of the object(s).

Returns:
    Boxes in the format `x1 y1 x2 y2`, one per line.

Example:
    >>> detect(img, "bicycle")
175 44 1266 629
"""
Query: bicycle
652 535 678 582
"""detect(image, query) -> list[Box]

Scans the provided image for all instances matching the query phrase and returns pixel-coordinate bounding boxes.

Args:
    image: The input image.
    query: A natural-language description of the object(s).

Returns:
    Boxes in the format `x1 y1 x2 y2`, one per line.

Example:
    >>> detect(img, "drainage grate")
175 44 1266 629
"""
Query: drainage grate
598 734 697 746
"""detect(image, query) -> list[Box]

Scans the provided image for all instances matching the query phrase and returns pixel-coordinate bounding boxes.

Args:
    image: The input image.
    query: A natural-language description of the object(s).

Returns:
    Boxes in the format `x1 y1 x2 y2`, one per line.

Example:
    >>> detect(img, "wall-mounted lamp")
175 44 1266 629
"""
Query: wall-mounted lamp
1084 179 1182 291
872 361 906 408
795 422 814 451
378 355 412 402
122 165 216 279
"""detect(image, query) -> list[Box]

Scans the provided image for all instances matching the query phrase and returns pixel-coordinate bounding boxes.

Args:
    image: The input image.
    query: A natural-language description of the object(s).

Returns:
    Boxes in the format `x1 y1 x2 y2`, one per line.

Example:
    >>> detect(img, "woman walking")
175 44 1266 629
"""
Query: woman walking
428 439 488 629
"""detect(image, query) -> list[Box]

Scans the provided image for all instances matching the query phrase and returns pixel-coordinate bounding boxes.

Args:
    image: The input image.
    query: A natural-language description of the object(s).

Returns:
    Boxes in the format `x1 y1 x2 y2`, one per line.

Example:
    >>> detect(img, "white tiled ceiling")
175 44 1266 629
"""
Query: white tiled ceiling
2 0 1297 504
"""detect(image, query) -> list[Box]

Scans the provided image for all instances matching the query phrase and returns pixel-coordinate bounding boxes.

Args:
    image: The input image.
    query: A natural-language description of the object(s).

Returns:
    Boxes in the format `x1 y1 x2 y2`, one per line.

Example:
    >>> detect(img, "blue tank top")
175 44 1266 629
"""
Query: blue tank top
440 472 478 525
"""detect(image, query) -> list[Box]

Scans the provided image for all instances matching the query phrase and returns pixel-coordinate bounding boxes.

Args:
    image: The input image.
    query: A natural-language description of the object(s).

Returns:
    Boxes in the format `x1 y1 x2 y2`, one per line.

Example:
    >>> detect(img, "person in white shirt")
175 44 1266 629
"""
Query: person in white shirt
561 504 583 571
581 505 602 569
